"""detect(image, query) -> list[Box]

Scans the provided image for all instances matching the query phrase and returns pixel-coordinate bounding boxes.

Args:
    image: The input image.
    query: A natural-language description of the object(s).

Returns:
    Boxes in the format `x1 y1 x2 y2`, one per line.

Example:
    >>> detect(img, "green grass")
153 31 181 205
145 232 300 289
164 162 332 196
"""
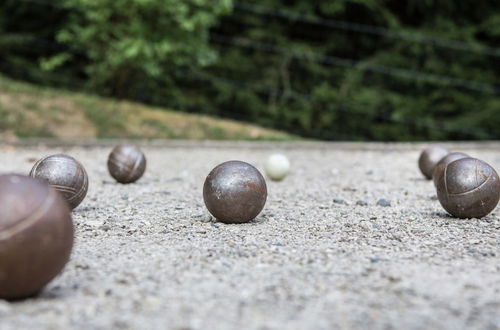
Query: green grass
0 74 298 141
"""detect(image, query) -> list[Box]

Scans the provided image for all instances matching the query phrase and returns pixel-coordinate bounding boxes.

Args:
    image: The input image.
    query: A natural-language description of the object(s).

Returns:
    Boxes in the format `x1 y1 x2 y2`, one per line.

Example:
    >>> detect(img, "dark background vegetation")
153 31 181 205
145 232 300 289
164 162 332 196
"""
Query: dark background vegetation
1 0 499 141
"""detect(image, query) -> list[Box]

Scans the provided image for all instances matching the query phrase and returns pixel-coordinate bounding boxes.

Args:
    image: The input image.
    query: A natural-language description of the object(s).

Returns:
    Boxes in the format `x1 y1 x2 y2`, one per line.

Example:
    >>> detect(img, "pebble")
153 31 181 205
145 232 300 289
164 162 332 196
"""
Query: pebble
376 199 391 207
356 200 368 206
467 249 495 257
359 220 374 231
86 220 105 227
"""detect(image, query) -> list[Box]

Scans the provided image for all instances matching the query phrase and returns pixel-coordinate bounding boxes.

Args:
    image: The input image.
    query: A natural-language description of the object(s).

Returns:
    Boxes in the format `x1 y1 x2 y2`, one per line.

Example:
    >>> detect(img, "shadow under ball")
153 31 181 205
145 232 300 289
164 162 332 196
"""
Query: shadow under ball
29 154 88 209
203 160 267 224
107 145 146 184
418 146 449 179
0 174 74 300
436 158 500 219
432 152 469 187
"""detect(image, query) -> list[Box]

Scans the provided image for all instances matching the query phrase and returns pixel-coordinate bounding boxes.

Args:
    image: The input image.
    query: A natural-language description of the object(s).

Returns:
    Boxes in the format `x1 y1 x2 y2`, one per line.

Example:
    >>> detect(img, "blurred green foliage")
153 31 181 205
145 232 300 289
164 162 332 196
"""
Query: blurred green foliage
0 0 499 140
52 0 231 96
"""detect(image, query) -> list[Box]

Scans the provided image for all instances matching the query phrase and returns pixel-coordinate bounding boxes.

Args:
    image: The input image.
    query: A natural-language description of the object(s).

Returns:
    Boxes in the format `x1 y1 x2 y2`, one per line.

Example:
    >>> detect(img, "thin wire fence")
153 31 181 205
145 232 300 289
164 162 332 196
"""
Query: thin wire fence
1 35 494 138
210 33 500 95
234 2 500 58
15 0 500 59
186 69 491 138
3 0 499 139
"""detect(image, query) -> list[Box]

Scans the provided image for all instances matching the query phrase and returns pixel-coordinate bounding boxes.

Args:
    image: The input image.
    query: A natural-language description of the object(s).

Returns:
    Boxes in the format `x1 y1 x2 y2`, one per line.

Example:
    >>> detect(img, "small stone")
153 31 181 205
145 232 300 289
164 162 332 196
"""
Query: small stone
144 295 162 308
467 249 495 257
356 200 368 206
359 220 373 231
86 220 104 227
333 198 345 205
376 199 391 207
99 225 111 231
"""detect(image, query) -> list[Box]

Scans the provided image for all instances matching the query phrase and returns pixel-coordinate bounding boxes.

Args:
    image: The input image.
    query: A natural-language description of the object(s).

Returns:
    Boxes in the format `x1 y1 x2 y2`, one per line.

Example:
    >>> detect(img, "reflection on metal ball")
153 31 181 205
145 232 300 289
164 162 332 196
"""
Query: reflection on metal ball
432 152 469 187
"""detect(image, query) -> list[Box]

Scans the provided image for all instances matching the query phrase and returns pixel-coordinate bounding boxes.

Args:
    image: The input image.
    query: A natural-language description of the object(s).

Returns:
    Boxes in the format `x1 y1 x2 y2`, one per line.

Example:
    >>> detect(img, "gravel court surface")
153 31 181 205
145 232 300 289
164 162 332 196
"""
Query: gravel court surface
0 142 499 330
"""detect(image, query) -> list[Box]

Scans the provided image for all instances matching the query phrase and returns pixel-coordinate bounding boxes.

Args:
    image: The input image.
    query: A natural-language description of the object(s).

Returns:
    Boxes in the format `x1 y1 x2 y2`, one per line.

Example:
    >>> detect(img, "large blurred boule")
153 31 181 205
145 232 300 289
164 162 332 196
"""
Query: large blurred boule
203 160 267 224
418 146 449 179
436 158 500 218
264 154 290 181
29 154 88 209
107 145 146 184
432 152 469 187
0 174 74 300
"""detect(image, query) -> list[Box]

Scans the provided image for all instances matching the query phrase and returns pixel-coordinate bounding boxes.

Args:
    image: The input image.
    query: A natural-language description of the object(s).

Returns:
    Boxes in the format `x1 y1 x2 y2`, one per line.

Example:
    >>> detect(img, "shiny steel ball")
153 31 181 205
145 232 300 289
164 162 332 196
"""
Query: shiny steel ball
436 158 500 218
107 145 146 184
264 154 290 181
432 152 469 187
29 154 88 209
418 146 449 179
0 174 73 300
203 160 267 224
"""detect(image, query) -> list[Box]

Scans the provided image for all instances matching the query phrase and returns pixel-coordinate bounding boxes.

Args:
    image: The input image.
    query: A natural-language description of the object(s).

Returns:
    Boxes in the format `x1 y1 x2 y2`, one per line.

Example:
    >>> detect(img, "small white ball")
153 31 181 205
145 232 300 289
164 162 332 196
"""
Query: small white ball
264 154 290 181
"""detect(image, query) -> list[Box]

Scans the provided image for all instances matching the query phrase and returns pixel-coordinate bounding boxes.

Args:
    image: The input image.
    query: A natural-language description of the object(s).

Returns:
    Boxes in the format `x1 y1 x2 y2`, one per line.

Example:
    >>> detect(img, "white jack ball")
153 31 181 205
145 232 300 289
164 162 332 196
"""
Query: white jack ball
264 154 290 181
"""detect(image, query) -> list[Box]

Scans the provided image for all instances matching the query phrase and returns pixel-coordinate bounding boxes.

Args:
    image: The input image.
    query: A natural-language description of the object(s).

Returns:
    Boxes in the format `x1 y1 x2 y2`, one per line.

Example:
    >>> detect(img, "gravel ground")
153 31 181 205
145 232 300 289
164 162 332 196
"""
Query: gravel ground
0 142 499 330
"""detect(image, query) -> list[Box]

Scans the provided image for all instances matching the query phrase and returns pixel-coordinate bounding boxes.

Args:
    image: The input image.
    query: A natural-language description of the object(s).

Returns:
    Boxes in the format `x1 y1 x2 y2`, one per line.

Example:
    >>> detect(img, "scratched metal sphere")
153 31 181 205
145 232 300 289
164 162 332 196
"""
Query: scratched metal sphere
436 158 500 219
107 145 146 184
203 160 267 224
29 154 88 209
432 152 469 187
418 146 449 180
0 174 73 300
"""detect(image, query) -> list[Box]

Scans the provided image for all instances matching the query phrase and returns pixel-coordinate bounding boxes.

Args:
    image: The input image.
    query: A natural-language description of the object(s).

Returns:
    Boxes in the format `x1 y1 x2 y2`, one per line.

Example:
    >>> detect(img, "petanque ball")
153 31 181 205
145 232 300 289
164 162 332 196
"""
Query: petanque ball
436 158 500 218
29 154 88 209
107 145 146 184
0 174 74 300
203 160 267 224
418 146 449 180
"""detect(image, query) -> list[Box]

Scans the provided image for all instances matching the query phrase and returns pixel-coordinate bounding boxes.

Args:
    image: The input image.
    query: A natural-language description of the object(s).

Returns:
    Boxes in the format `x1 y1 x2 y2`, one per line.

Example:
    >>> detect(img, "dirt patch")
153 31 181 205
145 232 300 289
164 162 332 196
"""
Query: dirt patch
0 74 296 141
0 91 97 139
